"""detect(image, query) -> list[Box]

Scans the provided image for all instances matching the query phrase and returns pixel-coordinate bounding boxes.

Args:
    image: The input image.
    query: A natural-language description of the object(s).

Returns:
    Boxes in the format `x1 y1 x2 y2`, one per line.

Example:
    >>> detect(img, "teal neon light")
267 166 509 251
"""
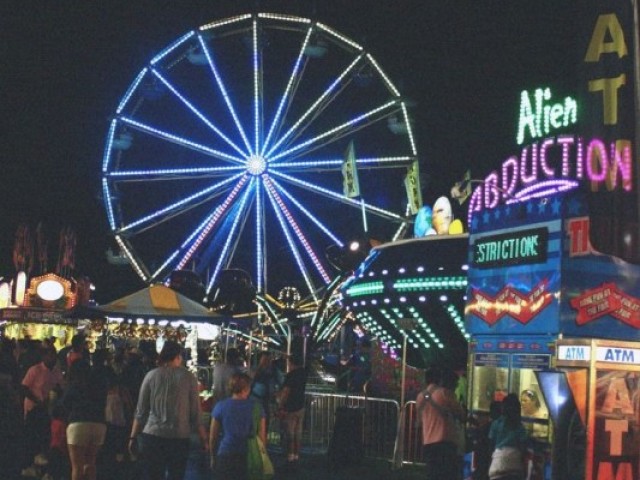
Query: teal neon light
393 276 467 292
345 281 384 297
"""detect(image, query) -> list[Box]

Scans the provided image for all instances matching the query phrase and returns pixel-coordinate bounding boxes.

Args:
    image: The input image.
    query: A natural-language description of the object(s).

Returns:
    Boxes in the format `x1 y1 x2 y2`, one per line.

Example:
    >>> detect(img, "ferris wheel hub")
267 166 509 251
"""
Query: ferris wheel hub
246 154 267 175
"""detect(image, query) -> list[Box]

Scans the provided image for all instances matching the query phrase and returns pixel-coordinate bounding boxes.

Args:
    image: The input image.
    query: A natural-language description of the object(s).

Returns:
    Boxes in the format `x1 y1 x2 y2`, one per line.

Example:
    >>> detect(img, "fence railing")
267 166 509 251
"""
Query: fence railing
268 391 425 466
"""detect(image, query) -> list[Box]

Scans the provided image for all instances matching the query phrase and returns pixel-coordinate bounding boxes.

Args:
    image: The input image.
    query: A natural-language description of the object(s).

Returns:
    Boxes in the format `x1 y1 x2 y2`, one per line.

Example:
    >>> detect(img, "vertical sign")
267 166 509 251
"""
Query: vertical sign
593 370 640 480
582 1 640 263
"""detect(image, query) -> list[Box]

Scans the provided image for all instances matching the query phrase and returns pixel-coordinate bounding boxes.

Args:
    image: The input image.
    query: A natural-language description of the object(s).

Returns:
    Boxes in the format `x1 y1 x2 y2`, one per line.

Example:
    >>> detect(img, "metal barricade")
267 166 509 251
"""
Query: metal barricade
265 391 435 467
402 400 424 466
267 391 400 460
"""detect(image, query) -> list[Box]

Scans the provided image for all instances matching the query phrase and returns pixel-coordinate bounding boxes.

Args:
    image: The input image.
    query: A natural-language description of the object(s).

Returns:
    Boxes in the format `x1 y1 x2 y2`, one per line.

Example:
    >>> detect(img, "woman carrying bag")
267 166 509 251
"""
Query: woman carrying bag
488 394 528 480
209 372 270 479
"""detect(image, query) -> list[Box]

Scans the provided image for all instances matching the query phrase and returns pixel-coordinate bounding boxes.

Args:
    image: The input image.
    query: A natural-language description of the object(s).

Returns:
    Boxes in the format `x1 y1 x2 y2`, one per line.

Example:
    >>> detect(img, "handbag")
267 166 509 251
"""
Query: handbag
247 403 274 480
488 446 524 479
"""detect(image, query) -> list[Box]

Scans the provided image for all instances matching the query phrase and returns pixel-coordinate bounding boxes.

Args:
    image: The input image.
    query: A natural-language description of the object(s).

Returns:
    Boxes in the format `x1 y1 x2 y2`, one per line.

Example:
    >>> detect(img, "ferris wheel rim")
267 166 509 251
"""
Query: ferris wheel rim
102 12 421 301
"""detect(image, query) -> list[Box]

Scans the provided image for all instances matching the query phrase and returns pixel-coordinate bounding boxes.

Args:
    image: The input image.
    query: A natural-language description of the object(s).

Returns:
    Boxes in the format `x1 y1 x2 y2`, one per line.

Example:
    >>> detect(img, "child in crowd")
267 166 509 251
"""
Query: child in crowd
46 404 69 480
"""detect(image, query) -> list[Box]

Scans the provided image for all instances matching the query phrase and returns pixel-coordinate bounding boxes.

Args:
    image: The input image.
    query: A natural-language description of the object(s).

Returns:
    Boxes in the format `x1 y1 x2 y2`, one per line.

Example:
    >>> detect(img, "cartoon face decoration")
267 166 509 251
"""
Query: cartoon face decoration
432 196 453 234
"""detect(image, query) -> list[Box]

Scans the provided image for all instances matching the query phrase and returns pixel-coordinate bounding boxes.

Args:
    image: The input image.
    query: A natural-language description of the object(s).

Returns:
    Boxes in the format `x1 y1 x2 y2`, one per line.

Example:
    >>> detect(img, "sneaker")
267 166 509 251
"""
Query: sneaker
34 453 49 466
21 466 39 478
42 474 54 480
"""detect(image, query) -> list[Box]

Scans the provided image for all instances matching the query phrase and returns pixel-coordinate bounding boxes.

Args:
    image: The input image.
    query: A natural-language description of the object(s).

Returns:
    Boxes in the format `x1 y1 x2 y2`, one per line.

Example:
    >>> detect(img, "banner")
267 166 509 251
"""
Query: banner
342 140 360 198
404 160 422 215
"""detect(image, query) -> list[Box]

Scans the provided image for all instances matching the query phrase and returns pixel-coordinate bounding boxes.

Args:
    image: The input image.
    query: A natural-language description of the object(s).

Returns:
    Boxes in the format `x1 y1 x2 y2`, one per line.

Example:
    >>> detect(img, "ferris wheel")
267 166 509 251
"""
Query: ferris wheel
102 12 420 302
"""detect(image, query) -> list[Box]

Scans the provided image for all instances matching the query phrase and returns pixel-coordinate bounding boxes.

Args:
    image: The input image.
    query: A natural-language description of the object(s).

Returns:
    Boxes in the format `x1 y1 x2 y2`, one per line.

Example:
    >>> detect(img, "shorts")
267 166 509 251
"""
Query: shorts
66 422 107 447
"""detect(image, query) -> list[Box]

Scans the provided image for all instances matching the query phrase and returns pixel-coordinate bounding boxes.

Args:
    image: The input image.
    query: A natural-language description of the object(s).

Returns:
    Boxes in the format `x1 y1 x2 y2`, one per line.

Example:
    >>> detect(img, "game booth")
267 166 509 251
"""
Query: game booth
0 273 95 348
465 2 639 479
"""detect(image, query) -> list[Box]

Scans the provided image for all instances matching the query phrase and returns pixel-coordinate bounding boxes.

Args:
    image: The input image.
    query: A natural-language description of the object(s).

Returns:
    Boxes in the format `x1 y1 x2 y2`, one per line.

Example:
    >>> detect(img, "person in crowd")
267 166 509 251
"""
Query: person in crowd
0 352 24 479
66 334 88 369
251 351 276 430
277 354 307 465
1 337 20 386
520 389 543 418
488 394 528 480
348 339 372 394
472 400 502 480
19 338 43 379
99 374 133 478
128 340 207 480
212 347 243 404
416 366 466 480
22 346 65 470
122 347 146 403
62 359 108 480
209 372 266 479
47 404 70 480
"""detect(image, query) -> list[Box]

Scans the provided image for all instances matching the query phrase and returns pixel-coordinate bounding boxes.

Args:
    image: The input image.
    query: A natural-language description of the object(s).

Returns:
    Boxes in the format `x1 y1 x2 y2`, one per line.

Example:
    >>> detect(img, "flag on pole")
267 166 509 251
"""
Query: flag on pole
342 140 360 198
404 160 422 215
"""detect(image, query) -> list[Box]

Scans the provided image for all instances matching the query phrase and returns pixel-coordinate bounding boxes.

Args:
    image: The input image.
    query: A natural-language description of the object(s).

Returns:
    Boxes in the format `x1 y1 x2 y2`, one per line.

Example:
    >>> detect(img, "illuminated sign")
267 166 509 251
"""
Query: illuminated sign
596 346 640 365
517 88 578 145
473 227 548 268
557 345 591 361
468 133 633 220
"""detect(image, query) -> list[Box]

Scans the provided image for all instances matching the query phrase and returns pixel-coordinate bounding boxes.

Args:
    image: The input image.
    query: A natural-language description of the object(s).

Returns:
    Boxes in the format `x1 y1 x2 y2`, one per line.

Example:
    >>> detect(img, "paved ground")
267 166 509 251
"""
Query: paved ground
184 448 425 480
18 442 425 480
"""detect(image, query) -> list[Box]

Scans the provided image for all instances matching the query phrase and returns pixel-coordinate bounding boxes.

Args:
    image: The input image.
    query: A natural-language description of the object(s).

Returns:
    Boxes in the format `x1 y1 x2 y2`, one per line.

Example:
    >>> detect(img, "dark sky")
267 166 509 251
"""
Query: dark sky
1 1 578 302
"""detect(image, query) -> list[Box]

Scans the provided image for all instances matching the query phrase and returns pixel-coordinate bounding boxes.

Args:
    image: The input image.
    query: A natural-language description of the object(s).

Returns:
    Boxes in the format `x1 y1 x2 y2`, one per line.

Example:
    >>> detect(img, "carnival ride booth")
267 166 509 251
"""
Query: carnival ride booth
72 284 242 348
0 273 94 349
341 234 470 370
465 190 640 480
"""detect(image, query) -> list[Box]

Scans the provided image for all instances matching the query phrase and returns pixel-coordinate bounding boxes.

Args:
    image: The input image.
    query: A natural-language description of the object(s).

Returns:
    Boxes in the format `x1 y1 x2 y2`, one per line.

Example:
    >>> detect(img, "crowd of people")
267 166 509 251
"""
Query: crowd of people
0 334 308 480
3 330 556 480
0 334 162 480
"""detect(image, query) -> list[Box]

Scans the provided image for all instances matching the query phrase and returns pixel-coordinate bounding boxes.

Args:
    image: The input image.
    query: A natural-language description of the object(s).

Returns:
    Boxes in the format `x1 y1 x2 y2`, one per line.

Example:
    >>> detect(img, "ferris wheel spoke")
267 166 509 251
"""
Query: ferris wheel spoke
261 26 313 156
150 69 248 157
117 173 245 235
269 100 399 164
205 179 256 294
264 183 319 302
174 175 251 271
197 34 253 155
255 182 265 293
118 117 245 165
265 54 365 158
267 176 343 247
279 156 416 172
252 18 261 155
271 170 406 222
263 176 332 284
106 165 245 182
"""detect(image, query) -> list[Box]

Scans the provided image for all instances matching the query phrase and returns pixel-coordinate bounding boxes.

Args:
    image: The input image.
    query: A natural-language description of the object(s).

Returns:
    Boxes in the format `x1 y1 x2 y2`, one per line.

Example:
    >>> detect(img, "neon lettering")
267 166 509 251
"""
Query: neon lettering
517 88 578 145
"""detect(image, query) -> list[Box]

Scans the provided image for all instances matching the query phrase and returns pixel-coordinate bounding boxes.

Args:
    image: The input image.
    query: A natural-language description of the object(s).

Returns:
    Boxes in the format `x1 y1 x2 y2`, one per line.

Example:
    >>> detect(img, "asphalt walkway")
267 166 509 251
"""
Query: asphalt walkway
184 447 425 480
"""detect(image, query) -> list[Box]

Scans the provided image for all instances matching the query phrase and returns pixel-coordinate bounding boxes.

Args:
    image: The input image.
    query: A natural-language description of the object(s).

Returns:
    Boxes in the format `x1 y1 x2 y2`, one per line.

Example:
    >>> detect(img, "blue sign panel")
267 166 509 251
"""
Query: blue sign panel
466 207 562 335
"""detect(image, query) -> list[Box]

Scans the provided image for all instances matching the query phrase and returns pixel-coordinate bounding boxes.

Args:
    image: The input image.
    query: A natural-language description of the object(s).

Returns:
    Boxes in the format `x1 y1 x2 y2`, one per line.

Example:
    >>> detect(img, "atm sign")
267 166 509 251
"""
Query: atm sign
596 347 640 365
558 345 591 362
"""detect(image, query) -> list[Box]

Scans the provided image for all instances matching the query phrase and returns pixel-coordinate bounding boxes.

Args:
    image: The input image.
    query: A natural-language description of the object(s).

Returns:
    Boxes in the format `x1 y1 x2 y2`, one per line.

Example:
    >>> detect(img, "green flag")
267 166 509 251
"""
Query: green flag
404 160 422 215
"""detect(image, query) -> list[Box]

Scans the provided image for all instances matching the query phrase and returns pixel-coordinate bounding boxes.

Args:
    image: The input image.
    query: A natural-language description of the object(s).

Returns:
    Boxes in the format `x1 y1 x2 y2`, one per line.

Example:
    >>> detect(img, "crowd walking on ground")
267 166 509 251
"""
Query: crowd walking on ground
0 333 305 480
3 331 545 480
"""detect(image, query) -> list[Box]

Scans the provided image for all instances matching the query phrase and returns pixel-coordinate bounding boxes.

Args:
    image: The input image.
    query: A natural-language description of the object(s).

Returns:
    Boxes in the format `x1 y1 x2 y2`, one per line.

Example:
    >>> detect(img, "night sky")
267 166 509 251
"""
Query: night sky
1 1 578 302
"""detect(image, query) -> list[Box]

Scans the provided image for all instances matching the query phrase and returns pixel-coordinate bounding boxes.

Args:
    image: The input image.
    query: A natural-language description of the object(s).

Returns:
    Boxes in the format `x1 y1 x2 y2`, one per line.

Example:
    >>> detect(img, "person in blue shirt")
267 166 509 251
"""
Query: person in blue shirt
210 372 266 479
488 394 528 480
